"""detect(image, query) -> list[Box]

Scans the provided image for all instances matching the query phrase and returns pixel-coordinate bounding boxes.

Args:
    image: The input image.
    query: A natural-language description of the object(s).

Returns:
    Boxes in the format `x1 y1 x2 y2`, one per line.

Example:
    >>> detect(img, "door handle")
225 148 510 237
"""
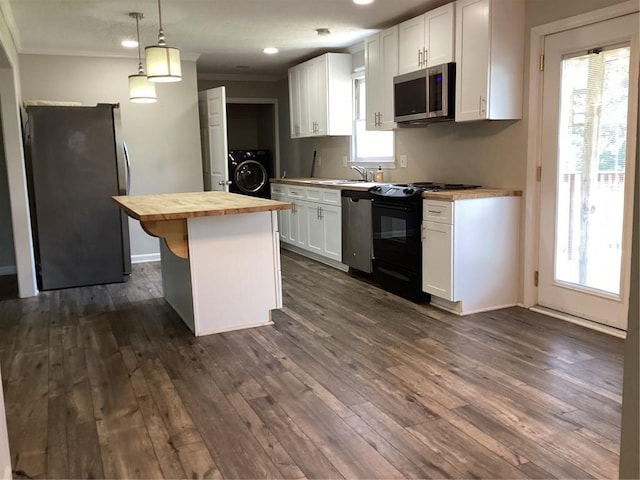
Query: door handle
218 180 232 186
418 49 422 67
319 207 323 219
423 48 428 66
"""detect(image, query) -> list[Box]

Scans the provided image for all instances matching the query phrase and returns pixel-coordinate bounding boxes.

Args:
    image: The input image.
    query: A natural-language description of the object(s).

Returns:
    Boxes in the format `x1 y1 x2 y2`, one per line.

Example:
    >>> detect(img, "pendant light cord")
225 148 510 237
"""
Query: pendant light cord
135 13 143 74
157 0 166 45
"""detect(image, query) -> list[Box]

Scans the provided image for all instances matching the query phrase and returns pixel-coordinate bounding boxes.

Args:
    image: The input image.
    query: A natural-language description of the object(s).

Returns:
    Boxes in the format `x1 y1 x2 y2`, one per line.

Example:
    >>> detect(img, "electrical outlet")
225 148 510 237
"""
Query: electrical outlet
317 155 322 166
399 155 408 168
342 155 348 167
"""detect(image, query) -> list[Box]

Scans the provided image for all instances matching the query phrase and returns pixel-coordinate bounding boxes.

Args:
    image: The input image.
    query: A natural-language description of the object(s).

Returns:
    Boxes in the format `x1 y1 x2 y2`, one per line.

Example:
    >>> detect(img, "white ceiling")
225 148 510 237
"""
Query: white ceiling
5 0 449 79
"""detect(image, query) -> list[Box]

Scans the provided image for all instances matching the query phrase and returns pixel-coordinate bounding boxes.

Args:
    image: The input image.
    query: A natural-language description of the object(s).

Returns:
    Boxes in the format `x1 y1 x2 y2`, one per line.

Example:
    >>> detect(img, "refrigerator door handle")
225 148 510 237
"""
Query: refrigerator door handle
123 141 131 195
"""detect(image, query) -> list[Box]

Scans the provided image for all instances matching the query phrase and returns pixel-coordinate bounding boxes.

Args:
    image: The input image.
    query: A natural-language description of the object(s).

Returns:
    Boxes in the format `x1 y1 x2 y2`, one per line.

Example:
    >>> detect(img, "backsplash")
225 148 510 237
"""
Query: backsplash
287 118 527 189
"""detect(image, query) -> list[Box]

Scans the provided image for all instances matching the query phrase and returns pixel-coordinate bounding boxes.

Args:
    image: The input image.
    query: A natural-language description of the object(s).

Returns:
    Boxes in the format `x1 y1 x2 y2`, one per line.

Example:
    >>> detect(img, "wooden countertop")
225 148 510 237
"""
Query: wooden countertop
113 191 292 222
422 188 523 201
271 179 522 200
270 178 377 191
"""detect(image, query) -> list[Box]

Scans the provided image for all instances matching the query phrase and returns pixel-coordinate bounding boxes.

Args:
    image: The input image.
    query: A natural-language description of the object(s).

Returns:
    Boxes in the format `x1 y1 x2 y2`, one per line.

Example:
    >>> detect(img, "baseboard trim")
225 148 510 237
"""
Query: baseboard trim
131 253 161 264
280 244 348 272
530 305 627 339
0 265 17 275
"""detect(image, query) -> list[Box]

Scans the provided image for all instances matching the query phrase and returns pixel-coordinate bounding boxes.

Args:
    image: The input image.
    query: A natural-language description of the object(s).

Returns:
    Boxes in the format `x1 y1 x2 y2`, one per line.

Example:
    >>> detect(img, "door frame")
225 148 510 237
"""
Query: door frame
523 0 640 333
226 97 280 182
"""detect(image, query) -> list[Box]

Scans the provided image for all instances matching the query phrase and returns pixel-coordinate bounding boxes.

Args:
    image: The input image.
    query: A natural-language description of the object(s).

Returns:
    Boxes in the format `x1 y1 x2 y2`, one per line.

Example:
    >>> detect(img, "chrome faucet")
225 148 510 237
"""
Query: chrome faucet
351 165 367 181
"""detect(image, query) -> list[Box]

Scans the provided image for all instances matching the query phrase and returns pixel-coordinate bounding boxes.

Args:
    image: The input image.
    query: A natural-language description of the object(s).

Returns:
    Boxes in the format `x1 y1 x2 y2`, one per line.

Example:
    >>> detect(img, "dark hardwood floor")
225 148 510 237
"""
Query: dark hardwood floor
0 251 623 479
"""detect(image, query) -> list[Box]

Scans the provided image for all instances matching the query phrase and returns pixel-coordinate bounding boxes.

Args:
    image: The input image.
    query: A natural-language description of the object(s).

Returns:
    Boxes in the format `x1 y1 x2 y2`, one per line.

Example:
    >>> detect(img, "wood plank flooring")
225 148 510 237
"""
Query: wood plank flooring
0 251 624 479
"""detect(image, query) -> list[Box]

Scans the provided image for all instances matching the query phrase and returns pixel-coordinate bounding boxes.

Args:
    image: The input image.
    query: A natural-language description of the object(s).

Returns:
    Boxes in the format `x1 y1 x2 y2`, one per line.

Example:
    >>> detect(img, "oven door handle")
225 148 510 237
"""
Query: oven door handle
372 202 414 213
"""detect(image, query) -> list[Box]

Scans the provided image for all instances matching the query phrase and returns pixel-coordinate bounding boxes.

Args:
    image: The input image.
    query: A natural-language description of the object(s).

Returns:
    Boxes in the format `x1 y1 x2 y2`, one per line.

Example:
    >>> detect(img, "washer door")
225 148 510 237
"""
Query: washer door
233 160 268 194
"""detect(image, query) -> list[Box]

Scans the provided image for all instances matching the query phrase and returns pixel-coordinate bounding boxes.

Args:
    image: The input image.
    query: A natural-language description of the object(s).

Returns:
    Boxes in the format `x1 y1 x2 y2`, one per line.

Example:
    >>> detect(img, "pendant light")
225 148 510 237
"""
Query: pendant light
145 0 182 82
128 12 157 103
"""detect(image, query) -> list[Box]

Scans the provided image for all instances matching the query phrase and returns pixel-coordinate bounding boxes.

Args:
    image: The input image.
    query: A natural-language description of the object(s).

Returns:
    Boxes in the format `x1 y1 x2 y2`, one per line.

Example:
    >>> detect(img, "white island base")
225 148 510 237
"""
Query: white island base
160 211 282 336
113 191 290 337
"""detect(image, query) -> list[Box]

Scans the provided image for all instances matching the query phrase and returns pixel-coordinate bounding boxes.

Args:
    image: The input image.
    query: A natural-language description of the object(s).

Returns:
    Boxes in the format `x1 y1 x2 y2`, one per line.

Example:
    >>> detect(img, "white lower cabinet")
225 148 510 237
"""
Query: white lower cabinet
289 199 308 248
270 184 343 266
322 204 341 262
306 202 324 255
422 196 520 315
422 220 453 299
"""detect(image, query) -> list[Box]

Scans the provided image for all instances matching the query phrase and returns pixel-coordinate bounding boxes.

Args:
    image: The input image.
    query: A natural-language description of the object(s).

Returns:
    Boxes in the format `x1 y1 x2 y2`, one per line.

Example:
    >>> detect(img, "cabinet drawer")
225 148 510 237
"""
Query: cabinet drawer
305 188 322 202
423 200 453 223
321 189 341 205
270 183 285 195
287 186 307 199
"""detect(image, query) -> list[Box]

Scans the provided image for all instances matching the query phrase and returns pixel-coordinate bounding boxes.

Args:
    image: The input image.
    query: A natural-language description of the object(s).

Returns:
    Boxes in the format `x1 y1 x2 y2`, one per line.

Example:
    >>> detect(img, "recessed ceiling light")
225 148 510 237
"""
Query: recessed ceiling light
263 47 279 55
353 0 374 4
121 39 138 48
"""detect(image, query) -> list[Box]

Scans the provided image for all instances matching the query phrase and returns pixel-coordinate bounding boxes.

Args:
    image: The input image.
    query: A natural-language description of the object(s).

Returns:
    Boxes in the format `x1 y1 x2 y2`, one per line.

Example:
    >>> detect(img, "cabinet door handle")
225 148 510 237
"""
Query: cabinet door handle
319 207 323 219
428 209 442 214
423 48 428 66
418 49 422 67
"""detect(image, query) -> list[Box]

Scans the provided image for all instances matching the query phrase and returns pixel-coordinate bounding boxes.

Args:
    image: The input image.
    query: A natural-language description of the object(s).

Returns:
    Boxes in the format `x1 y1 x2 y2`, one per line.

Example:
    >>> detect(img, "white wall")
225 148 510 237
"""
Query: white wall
619 69 639 479
19 54 203 260
0 370 10 479
0 127 15 274
0 3 37 299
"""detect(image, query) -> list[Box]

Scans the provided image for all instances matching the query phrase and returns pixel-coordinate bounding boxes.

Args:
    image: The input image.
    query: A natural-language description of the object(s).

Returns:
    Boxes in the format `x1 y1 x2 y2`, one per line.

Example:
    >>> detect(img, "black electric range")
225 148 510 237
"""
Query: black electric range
370 182 481 199
369 182 481 301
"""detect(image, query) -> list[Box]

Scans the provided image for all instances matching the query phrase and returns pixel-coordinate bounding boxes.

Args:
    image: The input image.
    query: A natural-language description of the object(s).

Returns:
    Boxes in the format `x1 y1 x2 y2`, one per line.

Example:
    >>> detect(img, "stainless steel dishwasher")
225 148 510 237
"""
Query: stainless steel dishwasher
341 189 372 273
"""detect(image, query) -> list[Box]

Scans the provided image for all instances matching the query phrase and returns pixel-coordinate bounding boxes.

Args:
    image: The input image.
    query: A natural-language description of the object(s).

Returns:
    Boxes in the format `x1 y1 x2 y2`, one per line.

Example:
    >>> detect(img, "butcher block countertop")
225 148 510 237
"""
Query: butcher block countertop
270 178 377 191
422 188 523 201
271 178 521 199
113 191 292 222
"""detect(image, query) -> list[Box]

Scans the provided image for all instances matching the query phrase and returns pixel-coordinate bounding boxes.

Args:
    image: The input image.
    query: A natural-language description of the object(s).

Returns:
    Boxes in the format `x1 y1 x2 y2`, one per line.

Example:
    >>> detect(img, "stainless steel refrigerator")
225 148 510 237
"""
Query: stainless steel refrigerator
24 104 131 290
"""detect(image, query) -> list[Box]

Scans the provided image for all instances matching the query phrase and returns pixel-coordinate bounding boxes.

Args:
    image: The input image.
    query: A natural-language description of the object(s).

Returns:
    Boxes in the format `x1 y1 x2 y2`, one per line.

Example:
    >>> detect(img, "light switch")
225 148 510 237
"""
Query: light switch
399 155 408 168
342 155 348 167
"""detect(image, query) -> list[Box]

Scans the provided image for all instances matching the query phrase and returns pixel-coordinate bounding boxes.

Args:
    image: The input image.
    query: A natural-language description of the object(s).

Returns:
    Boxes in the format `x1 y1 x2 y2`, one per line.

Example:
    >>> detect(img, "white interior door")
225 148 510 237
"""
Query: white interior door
538 13 639 330
199 86 228 191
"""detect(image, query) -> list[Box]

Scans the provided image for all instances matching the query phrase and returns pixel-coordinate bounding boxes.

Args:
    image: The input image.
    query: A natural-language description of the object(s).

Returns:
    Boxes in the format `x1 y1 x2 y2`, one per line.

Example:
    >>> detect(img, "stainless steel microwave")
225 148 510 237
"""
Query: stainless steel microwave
393 62 456 125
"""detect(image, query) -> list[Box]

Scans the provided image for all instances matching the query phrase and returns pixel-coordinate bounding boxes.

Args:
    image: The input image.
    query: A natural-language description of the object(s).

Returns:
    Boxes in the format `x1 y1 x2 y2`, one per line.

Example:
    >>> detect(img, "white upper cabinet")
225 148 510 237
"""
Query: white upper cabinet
288 67 302 138
455 0 525 121
288 53 352 138
398 3 455 75
365 26 399 131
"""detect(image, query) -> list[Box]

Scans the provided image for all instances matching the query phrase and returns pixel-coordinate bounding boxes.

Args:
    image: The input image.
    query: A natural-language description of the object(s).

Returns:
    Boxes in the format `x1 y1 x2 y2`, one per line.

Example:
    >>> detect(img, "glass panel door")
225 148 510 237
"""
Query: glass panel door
537 13 638 330
555 46 630 296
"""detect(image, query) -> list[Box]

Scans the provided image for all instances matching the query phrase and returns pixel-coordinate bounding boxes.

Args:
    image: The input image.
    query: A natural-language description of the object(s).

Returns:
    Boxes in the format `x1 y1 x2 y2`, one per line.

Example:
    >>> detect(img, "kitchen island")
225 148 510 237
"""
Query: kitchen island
113 192 292 336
